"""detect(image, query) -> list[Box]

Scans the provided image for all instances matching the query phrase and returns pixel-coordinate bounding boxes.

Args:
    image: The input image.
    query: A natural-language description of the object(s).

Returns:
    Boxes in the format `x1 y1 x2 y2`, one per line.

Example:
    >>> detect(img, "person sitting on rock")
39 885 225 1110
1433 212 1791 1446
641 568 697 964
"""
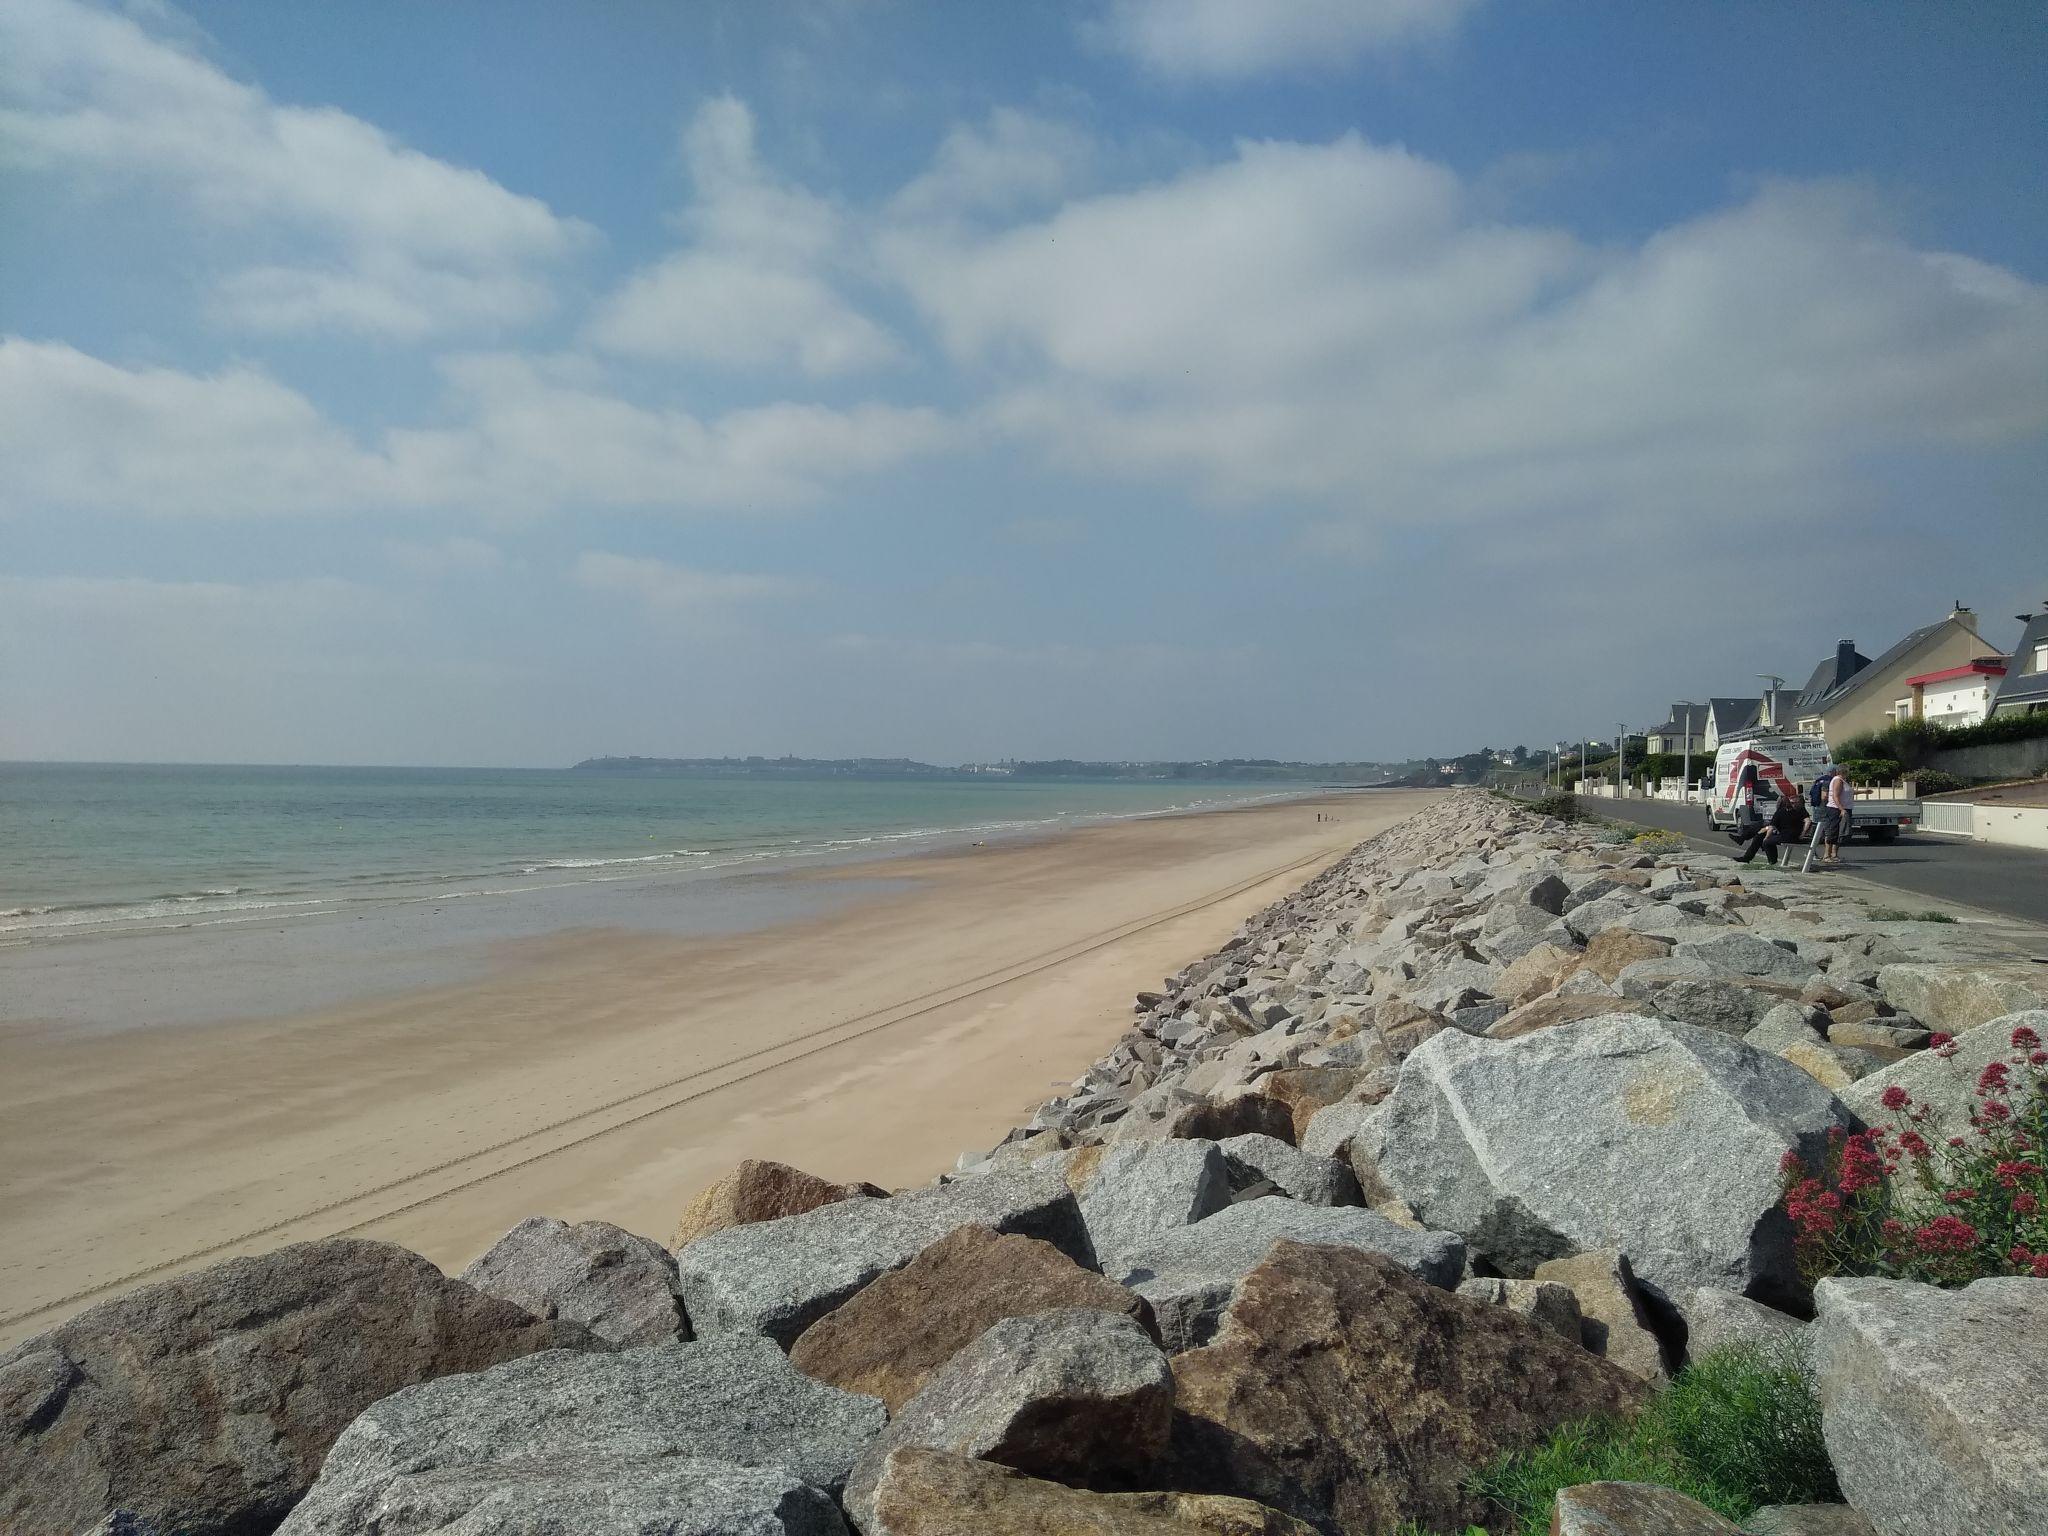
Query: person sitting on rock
1736 788 1809 865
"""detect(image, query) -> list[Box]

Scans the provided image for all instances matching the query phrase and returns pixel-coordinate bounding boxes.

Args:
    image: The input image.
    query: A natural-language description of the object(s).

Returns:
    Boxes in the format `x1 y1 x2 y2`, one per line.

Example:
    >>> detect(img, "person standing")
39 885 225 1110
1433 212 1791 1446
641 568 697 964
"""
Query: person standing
1825 768 1856 865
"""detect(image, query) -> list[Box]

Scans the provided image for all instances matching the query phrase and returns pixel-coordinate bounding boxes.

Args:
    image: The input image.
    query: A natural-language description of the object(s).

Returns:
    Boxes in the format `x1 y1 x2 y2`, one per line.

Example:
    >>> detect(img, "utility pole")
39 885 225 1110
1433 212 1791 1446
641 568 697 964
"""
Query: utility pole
1679 704 1693 804
1617 722 1627 799
1756 674 1786 731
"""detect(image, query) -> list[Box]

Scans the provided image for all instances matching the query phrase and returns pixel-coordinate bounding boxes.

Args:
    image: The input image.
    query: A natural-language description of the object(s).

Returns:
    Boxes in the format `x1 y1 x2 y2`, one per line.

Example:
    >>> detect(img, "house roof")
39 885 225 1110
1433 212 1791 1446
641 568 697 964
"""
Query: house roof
1707 697 1760 733
1650 702 1709 735
1905 659 2007 688
1797 618 1970 716
1795 646 1872 713
1994 614 2048 709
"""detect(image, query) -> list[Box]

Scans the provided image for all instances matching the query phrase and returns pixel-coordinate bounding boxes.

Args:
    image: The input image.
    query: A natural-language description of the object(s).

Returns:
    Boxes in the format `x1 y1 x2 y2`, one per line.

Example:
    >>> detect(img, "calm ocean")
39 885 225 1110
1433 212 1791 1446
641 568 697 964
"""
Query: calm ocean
0 763 1303 941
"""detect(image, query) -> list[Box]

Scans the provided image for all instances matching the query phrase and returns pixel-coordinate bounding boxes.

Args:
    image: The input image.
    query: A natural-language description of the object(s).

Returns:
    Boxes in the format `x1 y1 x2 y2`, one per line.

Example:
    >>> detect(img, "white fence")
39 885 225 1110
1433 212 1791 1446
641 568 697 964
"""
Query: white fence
1920 802 1975 837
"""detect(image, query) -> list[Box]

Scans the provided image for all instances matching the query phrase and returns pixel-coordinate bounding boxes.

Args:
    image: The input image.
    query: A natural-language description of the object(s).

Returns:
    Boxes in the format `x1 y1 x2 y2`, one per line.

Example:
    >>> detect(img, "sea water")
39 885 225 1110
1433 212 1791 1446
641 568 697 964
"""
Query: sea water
0 763 1303 942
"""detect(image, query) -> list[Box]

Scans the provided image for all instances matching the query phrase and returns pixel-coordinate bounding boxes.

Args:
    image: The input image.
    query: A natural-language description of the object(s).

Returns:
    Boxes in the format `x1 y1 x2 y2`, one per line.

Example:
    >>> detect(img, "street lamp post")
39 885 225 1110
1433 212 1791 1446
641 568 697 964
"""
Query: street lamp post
1617 722 1627 799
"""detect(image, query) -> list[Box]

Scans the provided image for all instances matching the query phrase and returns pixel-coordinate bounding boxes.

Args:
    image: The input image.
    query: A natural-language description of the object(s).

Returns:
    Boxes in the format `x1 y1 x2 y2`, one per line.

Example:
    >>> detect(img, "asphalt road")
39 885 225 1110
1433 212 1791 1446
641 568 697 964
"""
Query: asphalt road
1575 794 2048 928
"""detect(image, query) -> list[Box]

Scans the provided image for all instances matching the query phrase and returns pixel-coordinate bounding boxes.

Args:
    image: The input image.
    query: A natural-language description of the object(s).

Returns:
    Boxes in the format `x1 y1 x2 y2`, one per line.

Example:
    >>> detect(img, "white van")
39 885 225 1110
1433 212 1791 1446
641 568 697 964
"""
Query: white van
1704 732 1918 843
1704 733 1829 835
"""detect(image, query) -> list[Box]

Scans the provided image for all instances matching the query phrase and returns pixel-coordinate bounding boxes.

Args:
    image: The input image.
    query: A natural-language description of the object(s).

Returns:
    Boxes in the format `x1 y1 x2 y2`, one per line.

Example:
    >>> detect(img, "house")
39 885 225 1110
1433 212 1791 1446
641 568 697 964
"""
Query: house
1645 703 1707 756
1791 606 1992 741
1991 610 2048 717
1699 689 1800 751
1903 658 2008 728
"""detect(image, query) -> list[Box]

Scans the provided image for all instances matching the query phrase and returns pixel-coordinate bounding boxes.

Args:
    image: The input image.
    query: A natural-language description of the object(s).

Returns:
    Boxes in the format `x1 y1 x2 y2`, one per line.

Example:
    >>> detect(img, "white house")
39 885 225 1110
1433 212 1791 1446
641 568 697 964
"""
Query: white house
1902 659 2008 728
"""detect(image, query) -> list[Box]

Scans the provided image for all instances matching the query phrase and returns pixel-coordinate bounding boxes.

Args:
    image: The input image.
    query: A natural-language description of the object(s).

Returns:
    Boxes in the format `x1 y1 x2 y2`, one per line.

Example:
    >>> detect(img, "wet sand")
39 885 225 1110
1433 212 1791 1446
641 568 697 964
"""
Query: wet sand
0 789 1437 1345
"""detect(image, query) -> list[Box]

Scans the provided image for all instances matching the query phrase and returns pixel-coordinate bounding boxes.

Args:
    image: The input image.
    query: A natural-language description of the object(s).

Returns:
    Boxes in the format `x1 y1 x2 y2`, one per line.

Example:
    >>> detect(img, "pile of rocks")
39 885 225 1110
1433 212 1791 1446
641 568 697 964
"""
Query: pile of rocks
5 793 2045 1536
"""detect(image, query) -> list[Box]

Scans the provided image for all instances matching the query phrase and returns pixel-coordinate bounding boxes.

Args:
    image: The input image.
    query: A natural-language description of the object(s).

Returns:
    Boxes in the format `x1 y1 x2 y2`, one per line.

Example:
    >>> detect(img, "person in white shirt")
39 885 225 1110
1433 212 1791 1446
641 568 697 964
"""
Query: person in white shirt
1825 771 1856 865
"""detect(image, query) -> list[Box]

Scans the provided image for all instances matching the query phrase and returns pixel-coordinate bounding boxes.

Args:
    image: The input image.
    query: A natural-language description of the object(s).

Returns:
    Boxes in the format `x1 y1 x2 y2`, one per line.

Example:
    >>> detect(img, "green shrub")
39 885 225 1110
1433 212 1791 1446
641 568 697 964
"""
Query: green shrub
1837 757 1901 785
1656 1345 1837 1510
1467 1344 1837 1534
1833 712 2048 775
1867 907 1953 922
1525 792 1582 822
1912 769 1968 795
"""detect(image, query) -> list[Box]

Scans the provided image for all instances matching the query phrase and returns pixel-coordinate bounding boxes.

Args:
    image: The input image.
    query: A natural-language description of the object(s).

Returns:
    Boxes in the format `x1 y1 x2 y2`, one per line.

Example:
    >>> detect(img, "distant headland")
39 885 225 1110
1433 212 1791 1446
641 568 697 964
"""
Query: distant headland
569 754 1402 784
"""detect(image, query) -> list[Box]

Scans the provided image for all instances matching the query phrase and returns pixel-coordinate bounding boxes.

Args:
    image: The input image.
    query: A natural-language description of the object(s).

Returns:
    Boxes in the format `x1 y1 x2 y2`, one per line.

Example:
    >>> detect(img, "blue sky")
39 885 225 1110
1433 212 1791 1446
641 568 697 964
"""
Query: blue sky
3 0 2045 767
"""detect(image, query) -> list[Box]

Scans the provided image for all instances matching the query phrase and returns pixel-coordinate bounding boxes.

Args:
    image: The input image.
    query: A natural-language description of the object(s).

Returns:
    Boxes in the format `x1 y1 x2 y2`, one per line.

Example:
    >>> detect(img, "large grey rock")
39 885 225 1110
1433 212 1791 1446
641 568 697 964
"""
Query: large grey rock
0 1240 599 1536
1455 1277 1583 1342
460 1215 687 1347
1551 1481 1743 1533
1298 1099 1384 1162
1374 1015 1856 1307
1874 964 2048 1034
1811 1275 2048 1536
1841 1010 2048 1145
675 1168 1091 1344
279 1456 848 1536
1217 1133 1361 1206
1747 1003 1830 1055
1107 1196 1465 1352
1675 1286 1808 1364
1744 1505 1878 1536
1672 932 1818 986
843 1309 1172 1533
1074 1139 1233 1265
1533 1249 1671 1383
277 1336 887 1536
1627 975 1799 1036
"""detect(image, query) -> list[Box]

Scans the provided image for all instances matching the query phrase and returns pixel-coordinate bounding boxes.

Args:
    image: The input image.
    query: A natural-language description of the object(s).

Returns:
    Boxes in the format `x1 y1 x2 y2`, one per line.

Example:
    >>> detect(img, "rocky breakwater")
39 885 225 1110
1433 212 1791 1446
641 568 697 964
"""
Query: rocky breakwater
5 792 2046 1536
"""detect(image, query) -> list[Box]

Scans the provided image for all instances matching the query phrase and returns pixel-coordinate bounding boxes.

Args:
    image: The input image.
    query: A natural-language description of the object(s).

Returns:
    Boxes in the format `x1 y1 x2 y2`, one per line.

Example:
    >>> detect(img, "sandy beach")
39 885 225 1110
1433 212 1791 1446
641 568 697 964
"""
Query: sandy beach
0 789 1436 1345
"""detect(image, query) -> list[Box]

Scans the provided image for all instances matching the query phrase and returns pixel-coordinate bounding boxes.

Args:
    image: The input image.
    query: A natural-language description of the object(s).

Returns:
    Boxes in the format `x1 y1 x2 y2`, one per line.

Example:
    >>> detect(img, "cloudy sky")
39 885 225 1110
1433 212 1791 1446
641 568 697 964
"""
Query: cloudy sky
4 0 2045 767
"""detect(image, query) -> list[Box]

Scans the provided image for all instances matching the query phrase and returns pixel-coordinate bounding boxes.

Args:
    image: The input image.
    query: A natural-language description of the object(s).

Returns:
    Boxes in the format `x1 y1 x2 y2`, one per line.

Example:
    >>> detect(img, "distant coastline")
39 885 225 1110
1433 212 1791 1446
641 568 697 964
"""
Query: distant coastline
570 754 1401 785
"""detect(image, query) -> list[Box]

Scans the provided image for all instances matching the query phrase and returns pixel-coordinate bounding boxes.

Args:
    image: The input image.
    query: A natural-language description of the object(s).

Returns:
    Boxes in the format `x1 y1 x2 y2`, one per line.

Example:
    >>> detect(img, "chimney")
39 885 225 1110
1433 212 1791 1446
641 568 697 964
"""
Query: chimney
1835 639 1859 684
1950 602 1978 633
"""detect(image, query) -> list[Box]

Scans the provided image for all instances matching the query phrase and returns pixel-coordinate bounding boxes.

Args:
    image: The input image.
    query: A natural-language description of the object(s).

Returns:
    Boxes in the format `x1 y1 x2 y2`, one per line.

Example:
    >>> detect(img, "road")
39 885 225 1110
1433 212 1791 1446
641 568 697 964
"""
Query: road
1574 794 2048 928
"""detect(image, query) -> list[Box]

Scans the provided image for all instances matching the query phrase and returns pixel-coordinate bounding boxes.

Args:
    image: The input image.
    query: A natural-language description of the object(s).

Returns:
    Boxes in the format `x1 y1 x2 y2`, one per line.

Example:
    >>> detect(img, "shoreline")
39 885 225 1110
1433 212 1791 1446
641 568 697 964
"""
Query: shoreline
0 788 1437 1344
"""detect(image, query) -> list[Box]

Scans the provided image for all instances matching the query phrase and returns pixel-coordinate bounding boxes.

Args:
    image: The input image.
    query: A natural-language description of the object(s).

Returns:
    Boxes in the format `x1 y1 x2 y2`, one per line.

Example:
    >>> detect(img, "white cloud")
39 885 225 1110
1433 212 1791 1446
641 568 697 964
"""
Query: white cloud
584 96 897 374
0 337 386 515
573 550 808 614
890 108 1095 222
1090 0 1480 77
0 337 953 517
884 137 2048 527
0 0 592 336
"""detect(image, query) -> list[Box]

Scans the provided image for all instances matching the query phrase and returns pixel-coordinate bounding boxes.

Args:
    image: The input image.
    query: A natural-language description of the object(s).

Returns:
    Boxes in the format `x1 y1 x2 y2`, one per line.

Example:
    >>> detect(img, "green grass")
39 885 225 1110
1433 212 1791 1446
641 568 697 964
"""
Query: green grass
1463 1344 1838 1535
1867 906 1958 923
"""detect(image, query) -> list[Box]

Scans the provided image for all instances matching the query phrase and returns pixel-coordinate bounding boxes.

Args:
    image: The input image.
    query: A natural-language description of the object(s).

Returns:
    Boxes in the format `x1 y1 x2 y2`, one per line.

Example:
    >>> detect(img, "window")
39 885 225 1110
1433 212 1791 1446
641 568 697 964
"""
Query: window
2035 641 2047 674
1895 698 1912 721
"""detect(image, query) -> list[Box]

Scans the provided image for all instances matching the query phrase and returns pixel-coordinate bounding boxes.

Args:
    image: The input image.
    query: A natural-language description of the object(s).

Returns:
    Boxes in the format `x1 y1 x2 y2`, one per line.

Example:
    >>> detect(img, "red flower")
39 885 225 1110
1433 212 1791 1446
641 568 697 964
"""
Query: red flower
2011 1244 2034 1266
1880 1085 1912 1111
1837 1132 1886 1196
1898 1130 1931 1159
1944 1188 1979 1204
2014 1024 2042 1051
1930 1032 1958 1058
1978 1061 2012 1095
2034 1254 2048 1279
1995 1160 2042 1186
2031 1051 2047 1067
1979 1101 2013 1124
1913 1214 1979 1255
1779 1148 1806 1176
2015 1193 2041 1216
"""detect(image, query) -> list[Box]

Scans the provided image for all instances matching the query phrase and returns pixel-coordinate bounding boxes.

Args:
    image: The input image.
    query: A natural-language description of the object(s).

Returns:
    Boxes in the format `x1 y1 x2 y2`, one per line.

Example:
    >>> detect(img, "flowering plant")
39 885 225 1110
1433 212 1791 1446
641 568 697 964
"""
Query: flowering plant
1779 1023 2048 1285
